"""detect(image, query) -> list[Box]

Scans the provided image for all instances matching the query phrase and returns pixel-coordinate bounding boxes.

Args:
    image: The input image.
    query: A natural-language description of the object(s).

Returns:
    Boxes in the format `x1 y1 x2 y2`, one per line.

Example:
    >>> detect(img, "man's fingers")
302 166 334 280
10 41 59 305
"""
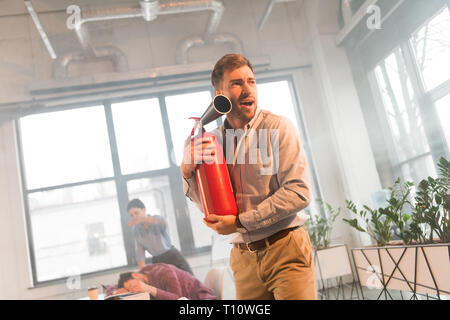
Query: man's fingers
128 219 138 227
207 214 221 222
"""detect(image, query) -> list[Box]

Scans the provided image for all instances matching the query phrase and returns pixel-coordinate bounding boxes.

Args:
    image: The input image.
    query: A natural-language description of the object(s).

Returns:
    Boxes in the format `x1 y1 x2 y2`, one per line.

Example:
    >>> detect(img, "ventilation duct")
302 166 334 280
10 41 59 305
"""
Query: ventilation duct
175 32 244 64
53 46 129 79
55 0 228 78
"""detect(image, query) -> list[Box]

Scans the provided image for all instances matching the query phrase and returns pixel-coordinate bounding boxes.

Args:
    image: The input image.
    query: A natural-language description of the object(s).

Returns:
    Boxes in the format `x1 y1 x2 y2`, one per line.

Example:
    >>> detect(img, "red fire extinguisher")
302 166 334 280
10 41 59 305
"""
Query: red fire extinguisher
189 95 237 223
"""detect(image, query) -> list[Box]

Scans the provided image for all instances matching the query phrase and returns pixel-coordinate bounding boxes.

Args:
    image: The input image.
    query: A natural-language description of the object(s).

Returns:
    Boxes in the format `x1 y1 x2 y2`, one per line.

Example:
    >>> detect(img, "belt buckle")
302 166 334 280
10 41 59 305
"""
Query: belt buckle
245 242 257 253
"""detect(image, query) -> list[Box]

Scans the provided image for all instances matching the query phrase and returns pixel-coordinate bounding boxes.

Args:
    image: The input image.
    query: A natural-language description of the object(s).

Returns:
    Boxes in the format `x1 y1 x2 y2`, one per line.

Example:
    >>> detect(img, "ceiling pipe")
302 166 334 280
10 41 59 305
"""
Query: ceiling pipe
158 0 224 34
72 0 225 51
57 0 227 78
24 0 57 59
53 46 129 79
258 0 277 31
258 0 297 31
175 32 244 64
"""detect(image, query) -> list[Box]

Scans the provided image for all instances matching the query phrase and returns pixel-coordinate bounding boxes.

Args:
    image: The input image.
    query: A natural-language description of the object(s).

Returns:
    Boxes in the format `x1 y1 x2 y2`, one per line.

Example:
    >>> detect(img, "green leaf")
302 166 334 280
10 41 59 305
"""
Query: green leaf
419 179 429 190
343 218 366 233
402 214 410 223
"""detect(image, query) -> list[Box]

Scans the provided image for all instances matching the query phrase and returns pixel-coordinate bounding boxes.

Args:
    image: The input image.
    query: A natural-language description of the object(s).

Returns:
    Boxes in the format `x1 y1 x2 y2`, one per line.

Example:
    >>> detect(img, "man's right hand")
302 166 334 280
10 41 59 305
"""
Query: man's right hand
181 136 217 179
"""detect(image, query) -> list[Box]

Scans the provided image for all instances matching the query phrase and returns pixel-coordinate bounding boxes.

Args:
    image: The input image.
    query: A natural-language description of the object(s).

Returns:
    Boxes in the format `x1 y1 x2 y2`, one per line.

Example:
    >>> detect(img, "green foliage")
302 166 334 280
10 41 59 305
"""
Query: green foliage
380 179 415 244
343 157 450 246
344 200 394 246
306 199 341 249
414 157 450 243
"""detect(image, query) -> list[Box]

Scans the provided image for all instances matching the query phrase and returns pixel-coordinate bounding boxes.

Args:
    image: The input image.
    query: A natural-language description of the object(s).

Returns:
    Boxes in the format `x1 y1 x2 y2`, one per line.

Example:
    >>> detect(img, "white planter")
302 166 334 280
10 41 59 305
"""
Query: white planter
314 244 354 281
351 243 450 299
313 244 360 299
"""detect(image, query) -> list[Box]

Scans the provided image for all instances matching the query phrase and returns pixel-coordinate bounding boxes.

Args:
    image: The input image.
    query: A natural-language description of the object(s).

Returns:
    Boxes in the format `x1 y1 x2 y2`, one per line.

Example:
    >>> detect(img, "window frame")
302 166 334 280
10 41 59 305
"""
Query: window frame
16 73 322 286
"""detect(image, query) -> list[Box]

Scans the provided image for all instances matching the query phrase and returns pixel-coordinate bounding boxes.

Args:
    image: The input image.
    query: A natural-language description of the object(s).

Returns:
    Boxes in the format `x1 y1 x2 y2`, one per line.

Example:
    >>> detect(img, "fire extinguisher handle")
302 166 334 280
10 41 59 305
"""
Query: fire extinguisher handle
188 117 205 138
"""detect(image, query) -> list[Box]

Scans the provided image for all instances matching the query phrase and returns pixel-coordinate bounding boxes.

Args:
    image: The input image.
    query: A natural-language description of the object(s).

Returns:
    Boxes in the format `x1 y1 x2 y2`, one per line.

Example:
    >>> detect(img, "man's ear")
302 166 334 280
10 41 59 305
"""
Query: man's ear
131 272 140 279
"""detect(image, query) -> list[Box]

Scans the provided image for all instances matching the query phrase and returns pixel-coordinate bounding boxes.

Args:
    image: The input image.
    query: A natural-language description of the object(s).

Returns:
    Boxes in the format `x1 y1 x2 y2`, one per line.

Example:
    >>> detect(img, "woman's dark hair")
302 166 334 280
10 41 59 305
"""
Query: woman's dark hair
127 198 145 211
211 54 254 89
118 272 134 289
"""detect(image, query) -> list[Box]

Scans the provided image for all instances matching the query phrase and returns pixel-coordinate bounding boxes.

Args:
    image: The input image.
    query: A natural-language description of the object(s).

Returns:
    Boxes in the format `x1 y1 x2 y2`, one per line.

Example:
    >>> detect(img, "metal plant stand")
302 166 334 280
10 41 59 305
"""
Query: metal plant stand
351 243 450 300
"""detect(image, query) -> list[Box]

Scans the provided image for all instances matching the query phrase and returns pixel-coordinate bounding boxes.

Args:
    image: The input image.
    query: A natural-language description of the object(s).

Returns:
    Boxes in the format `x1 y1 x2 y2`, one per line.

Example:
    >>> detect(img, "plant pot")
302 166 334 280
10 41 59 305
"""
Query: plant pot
314 244 360 299
351 242 450 299
314 244 354 281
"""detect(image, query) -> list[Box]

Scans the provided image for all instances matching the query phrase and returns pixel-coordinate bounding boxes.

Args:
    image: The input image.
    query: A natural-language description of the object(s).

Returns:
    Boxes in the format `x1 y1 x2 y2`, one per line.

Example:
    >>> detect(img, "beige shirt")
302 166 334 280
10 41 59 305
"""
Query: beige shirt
183 108 311 243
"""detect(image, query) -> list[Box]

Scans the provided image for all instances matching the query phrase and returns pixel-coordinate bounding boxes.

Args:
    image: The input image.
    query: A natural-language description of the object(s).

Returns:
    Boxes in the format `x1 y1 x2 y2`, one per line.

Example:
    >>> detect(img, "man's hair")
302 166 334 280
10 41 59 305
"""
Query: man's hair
211 54 254 89
118 272 134 289
127 198 145 211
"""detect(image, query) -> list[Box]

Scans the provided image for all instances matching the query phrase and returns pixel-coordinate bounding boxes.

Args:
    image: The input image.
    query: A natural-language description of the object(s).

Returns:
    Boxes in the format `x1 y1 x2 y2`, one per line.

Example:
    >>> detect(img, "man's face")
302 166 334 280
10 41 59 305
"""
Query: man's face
215 65 258 125
128 207 145 221
123 273 150 293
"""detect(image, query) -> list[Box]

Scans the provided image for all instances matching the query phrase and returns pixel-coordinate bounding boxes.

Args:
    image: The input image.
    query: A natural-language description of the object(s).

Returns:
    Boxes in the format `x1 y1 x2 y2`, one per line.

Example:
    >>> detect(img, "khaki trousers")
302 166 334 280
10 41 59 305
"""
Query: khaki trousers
230 226 317 300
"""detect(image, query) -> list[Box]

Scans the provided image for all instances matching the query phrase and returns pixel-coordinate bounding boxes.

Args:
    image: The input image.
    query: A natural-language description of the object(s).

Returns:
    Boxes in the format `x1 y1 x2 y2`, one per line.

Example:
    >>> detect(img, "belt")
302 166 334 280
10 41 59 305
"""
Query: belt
234 226 299 252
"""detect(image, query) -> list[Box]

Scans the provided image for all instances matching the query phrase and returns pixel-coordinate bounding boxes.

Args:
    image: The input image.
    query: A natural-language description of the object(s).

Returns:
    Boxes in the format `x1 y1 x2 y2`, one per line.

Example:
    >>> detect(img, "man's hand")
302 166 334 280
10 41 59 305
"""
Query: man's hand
181 136 217 179
204 214 237 235
127 216 156 227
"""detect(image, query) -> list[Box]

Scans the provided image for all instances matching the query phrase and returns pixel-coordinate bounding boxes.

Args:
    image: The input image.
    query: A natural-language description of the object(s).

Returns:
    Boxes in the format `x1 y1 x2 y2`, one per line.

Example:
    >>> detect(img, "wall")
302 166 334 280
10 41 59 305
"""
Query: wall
0 0 382 299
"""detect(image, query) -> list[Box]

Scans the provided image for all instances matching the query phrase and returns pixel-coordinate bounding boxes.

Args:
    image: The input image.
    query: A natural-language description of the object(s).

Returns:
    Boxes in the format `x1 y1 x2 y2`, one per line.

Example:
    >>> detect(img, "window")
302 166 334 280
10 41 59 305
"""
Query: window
410 6 450 91
371 5 450 185
373 48 436 183
18 77 322 284
111 99 169 174
435 94 450 149
165 91 215 166
20 106 114 189
27 181 126 282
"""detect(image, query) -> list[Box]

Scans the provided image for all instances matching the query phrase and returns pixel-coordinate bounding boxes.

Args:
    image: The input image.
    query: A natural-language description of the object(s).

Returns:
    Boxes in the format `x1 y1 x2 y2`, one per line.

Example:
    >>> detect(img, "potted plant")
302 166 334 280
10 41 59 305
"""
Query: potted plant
306 199 359 299
344 158 450 300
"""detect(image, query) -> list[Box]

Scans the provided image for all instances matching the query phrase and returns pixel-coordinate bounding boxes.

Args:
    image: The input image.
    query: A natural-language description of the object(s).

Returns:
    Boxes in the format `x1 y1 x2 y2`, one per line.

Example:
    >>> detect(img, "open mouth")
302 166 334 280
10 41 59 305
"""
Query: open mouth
240 100 254 107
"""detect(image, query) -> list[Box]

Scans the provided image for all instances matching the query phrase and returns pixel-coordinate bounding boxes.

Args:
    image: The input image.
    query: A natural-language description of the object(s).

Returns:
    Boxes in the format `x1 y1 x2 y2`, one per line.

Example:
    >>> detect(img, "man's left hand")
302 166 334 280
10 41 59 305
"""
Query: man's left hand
204 214 237 235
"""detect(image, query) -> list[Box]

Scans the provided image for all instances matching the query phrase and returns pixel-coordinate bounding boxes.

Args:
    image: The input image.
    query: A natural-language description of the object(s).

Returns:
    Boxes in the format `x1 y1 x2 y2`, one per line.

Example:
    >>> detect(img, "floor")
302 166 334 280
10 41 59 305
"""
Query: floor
188 253 449 301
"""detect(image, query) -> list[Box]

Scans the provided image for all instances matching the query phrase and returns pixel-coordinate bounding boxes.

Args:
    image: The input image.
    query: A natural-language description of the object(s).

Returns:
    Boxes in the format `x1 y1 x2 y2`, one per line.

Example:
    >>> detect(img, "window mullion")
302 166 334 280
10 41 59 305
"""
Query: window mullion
103 102 135 267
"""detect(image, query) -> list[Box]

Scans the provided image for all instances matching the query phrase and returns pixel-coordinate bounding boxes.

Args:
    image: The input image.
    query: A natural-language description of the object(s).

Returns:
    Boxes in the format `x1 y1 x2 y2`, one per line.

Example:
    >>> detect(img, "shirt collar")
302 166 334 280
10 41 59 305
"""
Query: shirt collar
223 107 261 131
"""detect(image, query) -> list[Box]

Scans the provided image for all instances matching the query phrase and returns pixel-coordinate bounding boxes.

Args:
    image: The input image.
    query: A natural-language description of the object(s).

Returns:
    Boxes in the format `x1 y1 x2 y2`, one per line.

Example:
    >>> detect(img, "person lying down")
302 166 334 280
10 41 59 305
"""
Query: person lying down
114 263 217 300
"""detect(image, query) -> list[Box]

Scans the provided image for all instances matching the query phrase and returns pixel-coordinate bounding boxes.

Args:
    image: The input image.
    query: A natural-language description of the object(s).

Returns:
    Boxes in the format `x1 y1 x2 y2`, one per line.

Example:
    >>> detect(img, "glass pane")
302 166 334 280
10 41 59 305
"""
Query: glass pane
111 98 169 174
127 176 181 252
257 80 300 132
374 49 430 163
410 6 450 91
165 91 214 166
28 181 127 282
19 106 114 190
435 94 450 149
186 195 215 248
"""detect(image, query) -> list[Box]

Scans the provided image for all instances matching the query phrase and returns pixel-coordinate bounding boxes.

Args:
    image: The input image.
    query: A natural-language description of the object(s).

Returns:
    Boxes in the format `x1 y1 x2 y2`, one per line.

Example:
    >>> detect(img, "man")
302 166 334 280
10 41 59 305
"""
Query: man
127 198 193 275
116 263 217 300
181 54 316 300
